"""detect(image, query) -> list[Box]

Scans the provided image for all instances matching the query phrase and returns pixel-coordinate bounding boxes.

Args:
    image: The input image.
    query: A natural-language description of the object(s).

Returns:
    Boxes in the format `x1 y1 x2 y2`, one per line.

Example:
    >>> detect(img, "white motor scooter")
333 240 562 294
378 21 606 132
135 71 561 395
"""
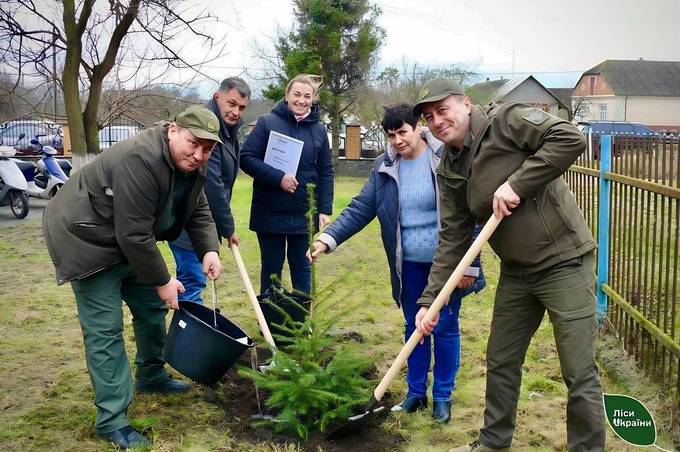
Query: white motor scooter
0 133 29 219
16 138 69 199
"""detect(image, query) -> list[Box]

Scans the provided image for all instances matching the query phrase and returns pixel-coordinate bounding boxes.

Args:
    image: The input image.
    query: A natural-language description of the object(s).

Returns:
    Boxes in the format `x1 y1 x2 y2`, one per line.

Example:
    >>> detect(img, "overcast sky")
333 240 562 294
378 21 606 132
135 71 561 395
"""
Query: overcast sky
202 0 680 89
7 0 678 94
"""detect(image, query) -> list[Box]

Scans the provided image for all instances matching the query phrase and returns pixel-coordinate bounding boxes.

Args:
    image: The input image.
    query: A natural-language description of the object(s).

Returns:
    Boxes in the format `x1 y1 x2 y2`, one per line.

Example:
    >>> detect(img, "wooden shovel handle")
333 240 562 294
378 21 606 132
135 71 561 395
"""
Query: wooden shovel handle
231 244 277 349
374 215 502 401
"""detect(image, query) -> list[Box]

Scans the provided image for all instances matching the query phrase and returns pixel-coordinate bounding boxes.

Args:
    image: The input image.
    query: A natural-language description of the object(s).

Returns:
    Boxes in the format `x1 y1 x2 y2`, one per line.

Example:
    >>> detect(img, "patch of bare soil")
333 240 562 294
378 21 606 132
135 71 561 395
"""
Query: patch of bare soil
201 348 403 451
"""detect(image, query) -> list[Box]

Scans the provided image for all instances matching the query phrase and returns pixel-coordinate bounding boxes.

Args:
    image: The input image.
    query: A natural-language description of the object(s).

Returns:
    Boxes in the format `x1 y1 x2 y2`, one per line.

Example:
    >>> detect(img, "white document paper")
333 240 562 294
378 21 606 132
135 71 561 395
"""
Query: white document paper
464 266 480 277
264 131 304 175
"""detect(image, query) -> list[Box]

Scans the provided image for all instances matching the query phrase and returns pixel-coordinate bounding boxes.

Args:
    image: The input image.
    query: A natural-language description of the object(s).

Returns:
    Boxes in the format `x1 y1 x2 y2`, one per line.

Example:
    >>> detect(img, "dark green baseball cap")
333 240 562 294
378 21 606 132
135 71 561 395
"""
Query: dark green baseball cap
175 106 223 144
412 78 466 117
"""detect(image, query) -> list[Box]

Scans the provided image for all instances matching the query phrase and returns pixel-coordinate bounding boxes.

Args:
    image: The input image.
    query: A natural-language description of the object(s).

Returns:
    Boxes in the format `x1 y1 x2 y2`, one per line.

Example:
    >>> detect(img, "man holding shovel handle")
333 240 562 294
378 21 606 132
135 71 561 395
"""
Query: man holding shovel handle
412 78 605 452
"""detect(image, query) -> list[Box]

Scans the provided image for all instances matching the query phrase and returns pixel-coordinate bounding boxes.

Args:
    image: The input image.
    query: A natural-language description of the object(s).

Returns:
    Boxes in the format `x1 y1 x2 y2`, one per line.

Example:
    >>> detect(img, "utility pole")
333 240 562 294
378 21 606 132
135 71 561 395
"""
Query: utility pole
52 25 58 118
512 48 515 79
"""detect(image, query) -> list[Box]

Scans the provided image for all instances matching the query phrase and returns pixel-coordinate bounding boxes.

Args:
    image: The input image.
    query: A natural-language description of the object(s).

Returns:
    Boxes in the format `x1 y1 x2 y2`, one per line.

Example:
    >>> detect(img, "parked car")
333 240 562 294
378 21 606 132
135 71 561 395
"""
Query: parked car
0 120 64 156
578 121 655 135
580 121 660 159
99 125 142 149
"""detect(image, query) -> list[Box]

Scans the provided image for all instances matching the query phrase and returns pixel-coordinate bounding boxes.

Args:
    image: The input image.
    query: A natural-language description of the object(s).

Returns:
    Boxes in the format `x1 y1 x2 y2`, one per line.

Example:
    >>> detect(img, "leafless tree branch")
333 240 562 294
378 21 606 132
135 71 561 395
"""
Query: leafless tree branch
0 0 232 156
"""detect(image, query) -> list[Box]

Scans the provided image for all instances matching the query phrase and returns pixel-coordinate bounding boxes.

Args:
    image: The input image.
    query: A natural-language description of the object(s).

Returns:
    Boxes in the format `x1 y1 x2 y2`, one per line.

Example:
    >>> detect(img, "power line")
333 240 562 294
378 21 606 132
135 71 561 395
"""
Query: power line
197 64 586 76
472 70 584 75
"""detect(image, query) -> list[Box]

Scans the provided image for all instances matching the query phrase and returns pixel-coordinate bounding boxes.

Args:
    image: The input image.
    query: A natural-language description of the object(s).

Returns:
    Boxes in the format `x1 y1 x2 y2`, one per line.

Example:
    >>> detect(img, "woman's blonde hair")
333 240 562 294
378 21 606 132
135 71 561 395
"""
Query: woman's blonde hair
285 74 323 95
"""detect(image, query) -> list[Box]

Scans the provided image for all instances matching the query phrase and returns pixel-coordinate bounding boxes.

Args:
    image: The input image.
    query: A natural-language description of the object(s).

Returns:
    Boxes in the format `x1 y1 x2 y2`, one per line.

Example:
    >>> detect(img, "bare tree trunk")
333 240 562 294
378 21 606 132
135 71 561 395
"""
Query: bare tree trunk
61 66 86 157
62 0 86 159
83 74 102 154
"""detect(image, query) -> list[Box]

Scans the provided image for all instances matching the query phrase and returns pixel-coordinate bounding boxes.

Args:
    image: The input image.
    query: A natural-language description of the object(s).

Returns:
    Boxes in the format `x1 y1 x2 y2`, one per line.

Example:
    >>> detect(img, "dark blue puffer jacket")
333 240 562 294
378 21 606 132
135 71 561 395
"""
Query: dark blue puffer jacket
240 100 334 234
317 143 485 306
171 98 242 249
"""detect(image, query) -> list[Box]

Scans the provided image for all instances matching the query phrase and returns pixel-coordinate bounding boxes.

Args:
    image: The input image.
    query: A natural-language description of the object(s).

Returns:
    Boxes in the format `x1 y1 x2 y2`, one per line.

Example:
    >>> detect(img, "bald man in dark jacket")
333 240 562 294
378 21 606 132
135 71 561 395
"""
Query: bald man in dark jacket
169 77 251 303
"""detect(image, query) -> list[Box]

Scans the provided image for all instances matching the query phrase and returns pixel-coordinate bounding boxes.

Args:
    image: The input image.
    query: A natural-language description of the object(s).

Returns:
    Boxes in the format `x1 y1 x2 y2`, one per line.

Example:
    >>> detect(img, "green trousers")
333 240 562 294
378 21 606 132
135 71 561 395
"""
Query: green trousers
71 263 169 434
479 253 606 451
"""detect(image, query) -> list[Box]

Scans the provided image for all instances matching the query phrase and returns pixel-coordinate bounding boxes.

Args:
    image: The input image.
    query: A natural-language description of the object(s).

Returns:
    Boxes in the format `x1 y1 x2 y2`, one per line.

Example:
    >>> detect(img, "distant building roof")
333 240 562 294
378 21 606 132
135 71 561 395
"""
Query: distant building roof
548 88 574 107
466 78 508 105
467 75 565 108
580 59 680 96
493 77 528 101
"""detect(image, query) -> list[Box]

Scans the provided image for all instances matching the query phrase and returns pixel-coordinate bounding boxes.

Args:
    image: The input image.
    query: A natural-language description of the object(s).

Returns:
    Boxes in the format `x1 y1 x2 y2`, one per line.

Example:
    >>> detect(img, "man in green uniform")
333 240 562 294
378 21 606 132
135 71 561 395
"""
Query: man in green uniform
43 106 223 449
412 78 605 452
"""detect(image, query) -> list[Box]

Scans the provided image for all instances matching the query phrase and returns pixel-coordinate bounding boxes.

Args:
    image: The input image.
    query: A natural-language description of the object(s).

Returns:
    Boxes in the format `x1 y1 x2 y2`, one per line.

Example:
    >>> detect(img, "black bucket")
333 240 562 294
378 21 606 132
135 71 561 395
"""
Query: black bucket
163 300 254 384
257 288 312 340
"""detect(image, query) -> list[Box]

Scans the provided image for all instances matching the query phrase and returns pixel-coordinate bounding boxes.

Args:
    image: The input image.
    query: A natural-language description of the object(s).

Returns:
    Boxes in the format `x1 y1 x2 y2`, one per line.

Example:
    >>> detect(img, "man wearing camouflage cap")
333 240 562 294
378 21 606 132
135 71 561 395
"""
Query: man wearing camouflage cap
43 105 223 448
412 79 605 451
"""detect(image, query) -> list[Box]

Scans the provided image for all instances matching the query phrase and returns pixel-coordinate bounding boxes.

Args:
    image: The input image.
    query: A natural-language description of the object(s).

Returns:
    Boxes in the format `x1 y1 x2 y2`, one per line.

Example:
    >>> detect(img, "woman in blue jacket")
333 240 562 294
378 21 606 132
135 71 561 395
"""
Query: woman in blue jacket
308 104 485 424
241 74 334 295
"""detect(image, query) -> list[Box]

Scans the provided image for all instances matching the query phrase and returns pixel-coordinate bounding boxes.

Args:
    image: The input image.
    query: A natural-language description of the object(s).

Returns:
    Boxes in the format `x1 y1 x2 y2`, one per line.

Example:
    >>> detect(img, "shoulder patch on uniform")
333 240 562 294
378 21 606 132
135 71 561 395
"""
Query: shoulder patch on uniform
521 108 550 125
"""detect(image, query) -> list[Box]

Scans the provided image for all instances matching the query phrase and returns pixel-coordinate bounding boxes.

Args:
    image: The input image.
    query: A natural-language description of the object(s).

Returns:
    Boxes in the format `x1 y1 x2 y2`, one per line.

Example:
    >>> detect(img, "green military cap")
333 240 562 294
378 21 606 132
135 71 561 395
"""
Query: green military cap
175 105 223 144
412 78 466 117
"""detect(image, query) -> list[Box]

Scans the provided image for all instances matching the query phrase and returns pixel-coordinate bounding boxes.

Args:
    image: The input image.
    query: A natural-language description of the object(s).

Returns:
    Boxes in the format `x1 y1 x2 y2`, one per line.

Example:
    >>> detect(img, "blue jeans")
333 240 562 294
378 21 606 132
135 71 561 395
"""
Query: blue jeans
256 233 311 295
401 260 461 401
168 242 206 304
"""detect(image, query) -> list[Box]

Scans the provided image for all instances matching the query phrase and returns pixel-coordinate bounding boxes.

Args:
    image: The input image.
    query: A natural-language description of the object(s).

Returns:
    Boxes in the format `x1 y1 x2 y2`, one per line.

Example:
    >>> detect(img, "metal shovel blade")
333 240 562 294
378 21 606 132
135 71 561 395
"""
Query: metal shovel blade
250 413 279 421
327 394 386 440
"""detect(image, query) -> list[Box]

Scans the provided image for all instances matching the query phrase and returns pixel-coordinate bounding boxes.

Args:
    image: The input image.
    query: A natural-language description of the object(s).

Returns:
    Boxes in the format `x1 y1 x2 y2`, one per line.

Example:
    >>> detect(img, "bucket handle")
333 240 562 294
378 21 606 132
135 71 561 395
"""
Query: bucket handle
210 278 218 328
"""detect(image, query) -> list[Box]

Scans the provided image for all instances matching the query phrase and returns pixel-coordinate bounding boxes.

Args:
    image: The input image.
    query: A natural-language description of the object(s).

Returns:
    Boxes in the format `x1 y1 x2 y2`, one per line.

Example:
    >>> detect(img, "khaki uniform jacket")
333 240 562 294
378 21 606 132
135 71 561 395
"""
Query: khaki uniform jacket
43 124 219 286
418 103 595 306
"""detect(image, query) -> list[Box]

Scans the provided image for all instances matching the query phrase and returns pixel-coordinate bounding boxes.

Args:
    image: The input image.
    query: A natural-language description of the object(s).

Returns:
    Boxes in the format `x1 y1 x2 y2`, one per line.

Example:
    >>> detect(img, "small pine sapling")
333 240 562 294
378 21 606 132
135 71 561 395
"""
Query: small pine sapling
307 182 318 301
240 183 375 439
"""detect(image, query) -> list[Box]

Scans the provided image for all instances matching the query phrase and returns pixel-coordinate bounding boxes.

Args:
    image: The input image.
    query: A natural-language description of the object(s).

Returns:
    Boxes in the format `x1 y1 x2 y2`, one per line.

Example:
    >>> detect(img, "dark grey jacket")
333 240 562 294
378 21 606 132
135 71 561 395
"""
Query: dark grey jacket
172 98 242 249
43 124 219 286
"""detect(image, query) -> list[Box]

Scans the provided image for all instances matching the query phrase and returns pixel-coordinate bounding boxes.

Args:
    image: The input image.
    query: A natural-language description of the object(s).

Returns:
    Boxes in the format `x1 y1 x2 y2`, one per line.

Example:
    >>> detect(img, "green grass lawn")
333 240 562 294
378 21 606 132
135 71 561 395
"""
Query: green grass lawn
0 175 676 451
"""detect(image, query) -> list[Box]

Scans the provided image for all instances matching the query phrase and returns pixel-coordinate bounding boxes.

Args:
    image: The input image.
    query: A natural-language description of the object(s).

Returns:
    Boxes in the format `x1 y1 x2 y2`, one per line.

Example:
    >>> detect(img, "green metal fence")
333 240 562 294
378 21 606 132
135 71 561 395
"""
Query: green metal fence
566 132 680 405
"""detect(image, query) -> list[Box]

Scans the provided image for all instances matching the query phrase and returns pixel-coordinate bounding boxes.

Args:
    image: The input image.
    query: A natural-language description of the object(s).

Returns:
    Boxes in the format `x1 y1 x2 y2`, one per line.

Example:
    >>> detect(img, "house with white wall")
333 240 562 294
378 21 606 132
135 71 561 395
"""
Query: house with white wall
573 59 680 132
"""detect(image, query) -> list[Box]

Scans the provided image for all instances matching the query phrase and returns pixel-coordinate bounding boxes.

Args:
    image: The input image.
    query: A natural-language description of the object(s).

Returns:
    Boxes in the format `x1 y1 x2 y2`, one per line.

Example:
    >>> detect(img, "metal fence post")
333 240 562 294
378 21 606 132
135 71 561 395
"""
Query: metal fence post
596 134 612 323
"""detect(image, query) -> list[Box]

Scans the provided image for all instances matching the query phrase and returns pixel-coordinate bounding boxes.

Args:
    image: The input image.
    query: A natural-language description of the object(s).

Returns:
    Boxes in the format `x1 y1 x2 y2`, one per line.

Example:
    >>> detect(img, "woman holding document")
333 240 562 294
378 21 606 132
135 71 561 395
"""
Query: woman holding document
241 74 334 295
